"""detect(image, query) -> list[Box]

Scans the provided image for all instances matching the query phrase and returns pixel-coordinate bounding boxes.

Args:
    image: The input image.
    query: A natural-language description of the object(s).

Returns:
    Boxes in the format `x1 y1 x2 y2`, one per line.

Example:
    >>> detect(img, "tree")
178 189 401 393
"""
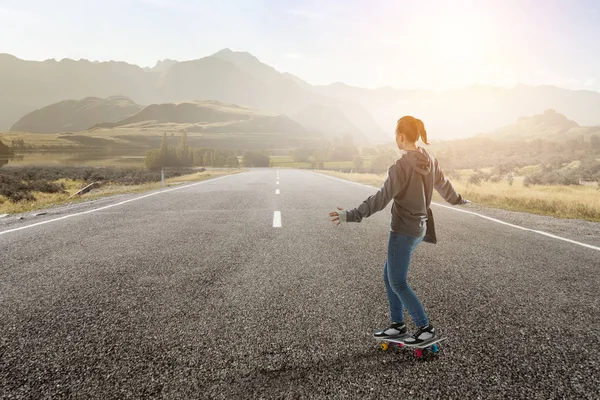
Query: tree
0 139 14 168
193 148 208 166
312 148 328 164
144 149 162 170
292 147 316 163
147 132 179 168
328 145 359 162
177 132 192 167
159 133 169 167
243 151 270 167
371 151 396 173
352 156 364 172
211 150 227 167
226 155 239 168
203 152 212 166
591 135 600 150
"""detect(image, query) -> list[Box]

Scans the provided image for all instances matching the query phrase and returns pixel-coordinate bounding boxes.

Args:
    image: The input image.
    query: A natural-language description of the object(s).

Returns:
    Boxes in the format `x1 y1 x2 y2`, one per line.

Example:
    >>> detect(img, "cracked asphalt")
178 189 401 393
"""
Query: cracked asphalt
1 168 599 399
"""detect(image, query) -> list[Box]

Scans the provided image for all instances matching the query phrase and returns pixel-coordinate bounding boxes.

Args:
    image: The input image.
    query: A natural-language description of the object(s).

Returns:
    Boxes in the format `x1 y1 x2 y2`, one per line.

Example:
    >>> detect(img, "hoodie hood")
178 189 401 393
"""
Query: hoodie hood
402 147 432 175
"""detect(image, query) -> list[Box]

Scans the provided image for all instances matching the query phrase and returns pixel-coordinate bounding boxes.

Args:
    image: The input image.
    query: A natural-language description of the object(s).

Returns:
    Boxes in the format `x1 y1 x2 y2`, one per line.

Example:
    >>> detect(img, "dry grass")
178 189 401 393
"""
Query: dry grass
315 170 386 188
0 169 244 215
315 170 600 222
452 181 600 221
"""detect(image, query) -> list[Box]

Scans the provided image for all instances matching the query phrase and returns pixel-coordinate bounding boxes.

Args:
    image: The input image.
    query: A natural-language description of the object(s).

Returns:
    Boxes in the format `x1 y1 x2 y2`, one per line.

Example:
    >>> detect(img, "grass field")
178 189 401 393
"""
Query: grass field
316 170 600 222
0 169 243 215
270 156 374 170
1 128 319 155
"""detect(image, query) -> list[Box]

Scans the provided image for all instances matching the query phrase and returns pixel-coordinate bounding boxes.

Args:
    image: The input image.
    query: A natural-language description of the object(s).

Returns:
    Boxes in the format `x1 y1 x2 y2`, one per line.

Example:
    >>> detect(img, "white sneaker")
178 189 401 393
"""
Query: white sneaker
402 324 436 345
373 323 407 338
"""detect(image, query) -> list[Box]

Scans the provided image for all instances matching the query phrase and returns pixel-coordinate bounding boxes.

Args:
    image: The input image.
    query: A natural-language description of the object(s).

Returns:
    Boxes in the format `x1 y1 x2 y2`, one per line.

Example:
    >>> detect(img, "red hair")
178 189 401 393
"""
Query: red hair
396 116 429 145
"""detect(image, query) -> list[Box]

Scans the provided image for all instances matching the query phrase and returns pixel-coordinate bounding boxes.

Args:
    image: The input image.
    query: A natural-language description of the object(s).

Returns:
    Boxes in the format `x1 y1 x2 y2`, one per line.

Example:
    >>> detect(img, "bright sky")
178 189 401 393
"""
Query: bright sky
1 0 599 92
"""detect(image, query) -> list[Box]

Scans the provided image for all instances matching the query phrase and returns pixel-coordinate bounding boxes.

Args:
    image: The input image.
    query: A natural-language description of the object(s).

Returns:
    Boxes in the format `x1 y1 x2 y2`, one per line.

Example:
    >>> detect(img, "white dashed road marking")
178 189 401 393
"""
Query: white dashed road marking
273 211 282 228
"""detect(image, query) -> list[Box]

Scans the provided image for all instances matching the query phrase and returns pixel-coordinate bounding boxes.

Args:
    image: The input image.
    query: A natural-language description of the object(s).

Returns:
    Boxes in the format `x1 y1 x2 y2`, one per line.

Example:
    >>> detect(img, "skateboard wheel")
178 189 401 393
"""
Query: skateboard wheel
431 344 439 354
381 343 389 351
414 349 423 358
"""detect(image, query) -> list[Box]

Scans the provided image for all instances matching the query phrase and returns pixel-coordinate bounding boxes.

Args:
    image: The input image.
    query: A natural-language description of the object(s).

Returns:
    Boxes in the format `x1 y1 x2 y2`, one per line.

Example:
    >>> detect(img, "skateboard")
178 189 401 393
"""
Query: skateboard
373 333 447 358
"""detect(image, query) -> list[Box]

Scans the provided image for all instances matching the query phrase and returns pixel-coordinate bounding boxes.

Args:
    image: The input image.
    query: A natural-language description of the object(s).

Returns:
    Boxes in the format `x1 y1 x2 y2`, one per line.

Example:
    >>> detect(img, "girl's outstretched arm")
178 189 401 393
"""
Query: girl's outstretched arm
433 159 468 205
332 165 403 224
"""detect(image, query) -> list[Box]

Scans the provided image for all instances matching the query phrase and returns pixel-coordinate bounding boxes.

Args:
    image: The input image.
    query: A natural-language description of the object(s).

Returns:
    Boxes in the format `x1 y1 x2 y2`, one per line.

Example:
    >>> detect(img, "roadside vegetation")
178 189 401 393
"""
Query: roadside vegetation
0 166 242 215
143 132 270 169
3 131 599 220
0 139 14 168
317 167 600 222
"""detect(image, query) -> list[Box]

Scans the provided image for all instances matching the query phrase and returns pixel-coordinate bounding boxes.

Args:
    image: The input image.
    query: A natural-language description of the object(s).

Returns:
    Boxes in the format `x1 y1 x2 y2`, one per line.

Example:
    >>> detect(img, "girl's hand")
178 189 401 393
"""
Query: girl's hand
458 196 472 205
329 207 347 225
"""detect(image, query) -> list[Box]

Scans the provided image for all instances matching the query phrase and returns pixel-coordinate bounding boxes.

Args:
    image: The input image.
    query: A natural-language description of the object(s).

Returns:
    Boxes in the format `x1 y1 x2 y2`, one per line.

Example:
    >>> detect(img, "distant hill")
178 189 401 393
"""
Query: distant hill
291 104 360 138
209 49 384 143
93 100 308 135
314 83 600 141
480 109 600 141
0 51 383 144
10 96 142 133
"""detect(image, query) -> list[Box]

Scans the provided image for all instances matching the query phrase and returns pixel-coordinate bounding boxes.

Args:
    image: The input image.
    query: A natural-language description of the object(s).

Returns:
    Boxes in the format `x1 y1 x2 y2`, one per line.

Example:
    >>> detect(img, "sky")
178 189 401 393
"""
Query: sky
1 0 599 92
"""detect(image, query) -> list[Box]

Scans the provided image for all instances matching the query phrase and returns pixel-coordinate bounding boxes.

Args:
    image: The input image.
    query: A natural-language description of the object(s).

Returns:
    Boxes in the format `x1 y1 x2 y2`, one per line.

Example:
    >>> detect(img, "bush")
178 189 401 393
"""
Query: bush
352 156 364 172
292 147 316 163
371 151 397 173
525 169 580 186
145 149 162 170
0 166 198 203
0 173 63 202
448 170 461 182
226 156 239 168
0 139 14 168
328 145 359 162
243 151 270 167
468 174 483 185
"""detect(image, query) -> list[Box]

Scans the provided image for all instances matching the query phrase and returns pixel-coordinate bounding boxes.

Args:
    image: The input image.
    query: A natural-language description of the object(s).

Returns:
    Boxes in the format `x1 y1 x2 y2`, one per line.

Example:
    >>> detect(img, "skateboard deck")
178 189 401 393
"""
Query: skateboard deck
373 333 447 358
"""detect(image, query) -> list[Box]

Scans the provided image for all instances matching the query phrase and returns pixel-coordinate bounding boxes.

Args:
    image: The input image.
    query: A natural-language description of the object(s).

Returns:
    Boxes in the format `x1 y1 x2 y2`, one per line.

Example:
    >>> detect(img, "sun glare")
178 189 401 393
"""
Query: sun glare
401 2 505 89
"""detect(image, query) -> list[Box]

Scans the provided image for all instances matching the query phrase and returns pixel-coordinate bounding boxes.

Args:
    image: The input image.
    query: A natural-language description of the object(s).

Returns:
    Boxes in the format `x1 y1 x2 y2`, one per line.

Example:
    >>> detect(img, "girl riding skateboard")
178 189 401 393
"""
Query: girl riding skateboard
329 116 469 345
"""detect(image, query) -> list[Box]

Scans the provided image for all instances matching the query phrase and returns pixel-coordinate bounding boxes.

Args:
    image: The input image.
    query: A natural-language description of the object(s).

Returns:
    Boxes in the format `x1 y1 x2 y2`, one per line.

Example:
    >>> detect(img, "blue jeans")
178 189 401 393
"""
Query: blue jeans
383 231 428 327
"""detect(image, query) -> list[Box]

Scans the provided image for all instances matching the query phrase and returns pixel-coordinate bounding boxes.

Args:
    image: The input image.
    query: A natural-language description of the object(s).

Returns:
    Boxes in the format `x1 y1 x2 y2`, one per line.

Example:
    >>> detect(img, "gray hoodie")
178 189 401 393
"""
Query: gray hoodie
345 147 464 238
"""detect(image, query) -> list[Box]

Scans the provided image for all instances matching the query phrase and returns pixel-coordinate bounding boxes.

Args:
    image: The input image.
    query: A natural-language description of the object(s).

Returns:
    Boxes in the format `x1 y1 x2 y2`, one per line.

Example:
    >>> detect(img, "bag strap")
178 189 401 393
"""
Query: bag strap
420 171 432 209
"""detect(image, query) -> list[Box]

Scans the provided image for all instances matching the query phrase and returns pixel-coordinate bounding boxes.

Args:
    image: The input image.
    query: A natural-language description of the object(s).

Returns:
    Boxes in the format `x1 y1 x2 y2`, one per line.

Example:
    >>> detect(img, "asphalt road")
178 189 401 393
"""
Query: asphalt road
1 168 599 399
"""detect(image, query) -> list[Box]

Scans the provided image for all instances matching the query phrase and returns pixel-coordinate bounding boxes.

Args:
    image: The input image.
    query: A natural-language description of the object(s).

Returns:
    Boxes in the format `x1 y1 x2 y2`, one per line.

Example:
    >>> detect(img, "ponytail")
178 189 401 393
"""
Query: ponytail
416 119 429 145
396 116 429 145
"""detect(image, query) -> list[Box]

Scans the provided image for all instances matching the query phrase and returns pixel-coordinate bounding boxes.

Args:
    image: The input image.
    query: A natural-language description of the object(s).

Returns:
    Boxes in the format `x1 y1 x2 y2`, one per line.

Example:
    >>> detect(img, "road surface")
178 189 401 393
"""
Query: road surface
1 169 599 399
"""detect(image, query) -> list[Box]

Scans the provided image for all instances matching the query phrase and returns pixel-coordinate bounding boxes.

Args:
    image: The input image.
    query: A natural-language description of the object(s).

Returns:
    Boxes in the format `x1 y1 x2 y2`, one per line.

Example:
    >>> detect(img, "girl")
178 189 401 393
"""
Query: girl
329 116 468 344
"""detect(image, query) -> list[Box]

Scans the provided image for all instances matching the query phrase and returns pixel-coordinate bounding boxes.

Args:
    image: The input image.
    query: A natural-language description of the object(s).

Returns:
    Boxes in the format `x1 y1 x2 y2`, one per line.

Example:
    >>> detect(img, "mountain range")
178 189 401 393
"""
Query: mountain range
3 49 600 143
